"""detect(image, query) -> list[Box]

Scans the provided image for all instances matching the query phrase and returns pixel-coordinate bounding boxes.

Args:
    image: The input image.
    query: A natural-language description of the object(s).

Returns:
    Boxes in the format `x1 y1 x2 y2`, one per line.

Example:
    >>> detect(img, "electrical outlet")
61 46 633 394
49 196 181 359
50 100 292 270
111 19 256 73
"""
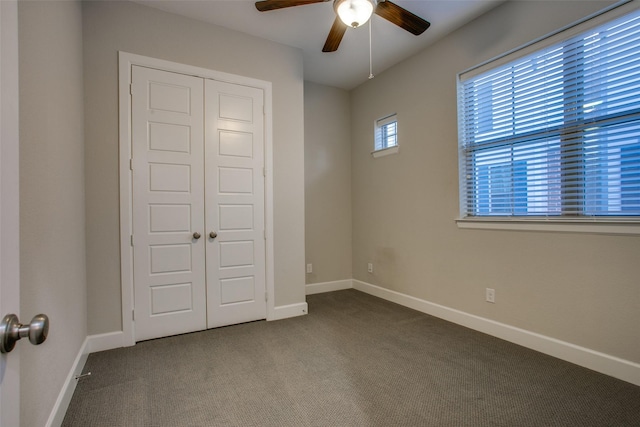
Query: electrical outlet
306 263 313 274
486 288 495 303
367 263 373 273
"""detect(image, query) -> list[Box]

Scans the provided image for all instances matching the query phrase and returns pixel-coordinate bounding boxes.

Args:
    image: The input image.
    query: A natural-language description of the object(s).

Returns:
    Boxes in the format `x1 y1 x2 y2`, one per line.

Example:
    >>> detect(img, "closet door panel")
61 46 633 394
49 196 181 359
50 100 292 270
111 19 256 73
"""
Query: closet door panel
205 80 267 329
131 66 206 341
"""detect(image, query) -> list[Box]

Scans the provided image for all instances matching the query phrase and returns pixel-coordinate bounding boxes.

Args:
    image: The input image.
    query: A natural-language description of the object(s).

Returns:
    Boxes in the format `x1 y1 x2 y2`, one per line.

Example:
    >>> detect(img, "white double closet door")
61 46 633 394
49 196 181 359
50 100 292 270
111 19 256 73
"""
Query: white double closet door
131 66 266 342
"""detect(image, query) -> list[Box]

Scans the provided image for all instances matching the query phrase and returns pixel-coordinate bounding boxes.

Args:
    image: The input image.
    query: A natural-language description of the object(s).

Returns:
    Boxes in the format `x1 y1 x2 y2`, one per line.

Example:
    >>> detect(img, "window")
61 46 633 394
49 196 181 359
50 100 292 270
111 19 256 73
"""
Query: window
374 114 398 157
458 6 640 224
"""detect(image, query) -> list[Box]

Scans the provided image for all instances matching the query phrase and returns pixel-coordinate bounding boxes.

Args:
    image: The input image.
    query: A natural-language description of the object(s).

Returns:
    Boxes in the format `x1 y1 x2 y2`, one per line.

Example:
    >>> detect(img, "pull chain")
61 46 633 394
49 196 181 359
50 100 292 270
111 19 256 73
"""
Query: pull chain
369 18 374 79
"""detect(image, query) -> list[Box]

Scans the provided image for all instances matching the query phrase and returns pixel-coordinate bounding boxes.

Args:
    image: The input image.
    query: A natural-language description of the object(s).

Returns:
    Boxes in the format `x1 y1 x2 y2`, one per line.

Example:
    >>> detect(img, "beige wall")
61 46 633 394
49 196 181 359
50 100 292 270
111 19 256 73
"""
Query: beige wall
18 1 87 426
351 0 640 363
304 82 352 284
82 1 306 334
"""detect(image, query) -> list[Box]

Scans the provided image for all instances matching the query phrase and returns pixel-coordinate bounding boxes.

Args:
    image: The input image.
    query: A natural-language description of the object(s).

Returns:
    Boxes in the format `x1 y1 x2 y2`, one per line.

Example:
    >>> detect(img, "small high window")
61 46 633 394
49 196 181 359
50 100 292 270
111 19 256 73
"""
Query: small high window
373 114 398 157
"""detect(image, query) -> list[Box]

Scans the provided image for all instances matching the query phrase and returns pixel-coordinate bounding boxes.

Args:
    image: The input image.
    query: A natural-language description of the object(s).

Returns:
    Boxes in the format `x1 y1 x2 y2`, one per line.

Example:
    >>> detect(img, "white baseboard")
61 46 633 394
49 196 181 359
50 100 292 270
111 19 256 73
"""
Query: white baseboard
306 279 353 295
353 279 640 387
45 338 90 427
270 302 308 320
46 331 126 427
86 331 125 353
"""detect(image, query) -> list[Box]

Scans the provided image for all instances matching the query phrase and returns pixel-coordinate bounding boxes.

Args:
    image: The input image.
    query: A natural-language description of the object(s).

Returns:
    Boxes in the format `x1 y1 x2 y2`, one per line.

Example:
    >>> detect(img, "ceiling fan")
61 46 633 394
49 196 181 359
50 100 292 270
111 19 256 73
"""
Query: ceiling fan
255 0 431 52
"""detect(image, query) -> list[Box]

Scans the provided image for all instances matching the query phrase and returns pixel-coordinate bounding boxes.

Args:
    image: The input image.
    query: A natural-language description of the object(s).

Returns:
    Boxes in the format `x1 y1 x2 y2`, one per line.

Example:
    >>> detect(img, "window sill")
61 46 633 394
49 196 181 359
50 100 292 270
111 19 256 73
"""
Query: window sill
456 217 640 236
372 146 399 158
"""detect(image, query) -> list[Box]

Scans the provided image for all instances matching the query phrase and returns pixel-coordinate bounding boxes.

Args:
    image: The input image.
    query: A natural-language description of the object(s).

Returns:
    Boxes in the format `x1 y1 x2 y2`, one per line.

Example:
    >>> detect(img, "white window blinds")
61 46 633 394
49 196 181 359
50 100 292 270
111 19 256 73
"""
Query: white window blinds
458 6 640 219
375 114 398 151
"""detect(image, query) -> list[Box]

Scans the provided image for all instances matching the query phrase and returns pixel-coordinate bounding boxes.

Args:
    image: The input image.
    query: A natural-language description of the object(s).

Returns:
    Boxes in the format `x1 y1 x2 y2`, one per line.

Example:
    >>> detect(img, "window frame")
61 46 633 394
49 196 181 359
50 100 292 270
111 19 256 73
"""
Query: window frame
373 113 399 157
456 1 640 235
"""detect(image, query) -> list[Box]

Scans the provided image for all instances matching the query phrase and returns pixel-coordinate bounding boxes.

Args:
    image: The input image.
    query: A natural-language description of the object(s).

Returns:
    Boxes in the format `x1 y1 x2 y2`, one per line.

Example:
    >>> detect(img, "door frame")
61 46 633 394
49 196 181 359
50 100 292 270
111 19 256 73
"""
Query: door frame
118 52 275 346
0 0 21 425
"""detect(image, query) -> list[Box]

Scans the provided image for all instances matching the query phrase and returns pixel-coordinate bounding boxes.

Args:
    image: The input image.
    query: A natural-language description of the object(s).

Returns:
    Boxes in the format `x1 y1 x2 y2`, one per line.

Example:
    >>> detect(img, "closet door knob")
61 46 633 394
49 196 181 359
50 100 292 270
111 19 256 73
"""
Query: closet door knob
193 232 201 240
209 231 217 239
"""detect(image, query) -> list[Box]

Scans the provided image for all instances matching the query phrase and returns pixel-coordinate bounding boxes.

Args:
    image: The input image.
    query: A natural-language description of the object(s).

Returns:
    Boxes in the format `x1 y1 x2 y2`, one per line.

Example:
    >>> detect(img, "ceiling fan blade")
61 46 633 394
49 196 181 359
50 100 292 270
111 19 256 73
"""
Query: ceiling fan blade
322 17 348 52
374 0 430 35
255 0 327 12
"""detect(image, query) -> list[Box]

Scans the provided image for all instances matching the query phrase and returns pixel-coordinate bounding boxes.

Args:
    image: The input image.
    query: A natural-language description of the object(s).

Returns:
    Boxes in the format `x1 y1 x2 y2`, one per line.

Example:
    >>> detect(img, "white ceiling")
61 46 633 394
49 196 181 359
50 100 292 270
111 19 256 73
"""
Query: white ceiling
133 0 505 90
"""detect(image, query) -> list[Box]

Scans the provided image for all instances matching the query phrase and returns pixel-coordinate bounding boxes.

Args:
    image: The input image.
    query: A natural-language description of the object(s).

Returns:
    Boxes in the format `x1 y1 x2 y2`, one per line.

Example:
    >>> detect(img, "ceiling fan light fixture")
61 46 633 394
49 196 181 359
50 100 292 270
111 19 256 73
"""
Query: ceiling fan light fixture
335 0 373 28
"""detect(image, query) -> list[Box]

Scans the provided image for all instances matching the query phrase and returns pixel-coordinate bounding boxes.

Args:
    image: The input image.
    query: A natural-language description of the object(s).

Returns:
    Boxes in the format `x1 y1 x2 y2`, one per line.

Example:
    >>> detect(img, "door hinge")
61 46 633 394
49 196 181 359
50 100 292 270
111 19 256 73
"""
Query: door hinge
130 235 134 246
263 167 266 177
130 83 134 96
132 310 135 321
264 229 267 240
265 292 268 302
129 159 133 170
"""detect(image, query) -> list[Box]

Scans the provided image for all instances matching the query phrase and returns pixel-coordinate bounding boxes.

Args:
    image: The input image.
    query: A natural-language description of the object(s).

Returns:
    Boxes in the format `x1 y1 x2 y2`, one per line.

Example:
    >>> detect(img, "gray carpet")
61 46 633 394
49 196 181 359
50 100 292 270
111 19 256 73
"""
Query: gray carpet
63 289 640 426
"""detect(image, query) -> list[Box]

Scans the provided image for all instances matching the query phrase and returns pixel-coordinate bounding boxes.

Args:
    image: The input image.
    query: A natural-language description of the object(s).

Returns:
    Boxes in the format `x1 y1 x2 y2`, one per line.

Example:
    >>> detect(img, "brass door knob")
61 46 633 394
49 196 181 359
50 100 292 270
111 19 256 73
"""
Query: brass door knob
193 232 201 240
209 231 218 239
